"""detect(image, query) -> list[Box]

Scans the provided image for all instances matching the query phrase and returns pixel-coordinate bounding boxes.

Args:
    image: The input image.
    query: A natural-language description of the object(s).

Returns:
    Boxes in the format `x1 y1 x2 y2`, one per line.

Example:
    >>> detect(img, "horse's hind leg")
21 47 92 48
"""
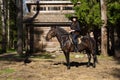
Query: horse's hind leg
86 52 91 67
64 51 70 69
92 50 97 68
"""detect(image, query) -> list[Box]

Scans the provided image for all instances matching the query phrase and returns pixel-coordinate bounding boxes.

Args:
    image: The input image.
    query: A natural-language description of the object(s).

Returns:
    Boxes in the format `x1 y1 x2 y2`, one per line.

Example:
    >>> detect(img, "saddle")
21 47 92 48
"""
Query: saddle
69 33 89 48
69 32 82 44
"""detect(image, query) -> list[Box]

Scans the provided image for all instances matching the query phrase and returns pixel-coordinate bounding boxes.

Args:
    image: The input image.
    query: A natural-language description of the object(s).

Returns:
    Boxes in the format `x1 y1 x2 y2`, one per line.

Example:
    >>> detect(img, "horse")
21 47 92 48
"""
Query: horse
46 26 98 69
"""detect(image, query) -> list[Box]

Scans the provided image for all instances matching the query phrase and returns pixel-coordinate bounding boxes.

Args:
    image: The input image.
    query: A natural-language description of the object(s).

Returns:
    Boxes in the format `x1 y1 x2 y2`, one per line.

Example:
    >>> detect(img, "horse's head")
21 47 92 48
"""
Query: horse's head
46 26 56 41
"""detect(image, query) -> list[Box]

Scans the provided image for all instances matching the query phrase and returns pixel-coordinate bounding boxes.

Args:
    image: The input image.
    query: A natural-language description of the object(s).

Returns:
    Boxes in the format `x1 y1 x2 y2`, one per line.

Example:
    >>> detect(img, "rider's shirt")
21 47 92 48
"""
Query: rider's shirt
70 21 81 32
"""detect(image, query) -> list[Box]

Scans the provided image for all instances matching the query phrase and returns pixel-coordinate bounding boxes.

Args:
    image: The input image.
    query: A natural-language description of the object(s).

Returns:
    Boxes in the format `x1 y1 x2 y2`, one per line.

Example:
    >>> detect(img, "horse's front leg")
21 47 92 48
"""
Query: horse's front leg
64 51 70 69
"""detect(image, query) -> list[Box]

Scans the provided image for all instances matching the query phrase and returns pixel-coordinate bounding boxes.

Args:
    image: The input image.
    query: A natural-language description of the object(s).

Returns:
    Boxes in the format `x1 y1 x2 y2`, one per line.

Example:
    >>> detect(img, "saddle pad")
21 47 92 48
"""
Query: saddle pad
78 36 83 44
69 35 83 44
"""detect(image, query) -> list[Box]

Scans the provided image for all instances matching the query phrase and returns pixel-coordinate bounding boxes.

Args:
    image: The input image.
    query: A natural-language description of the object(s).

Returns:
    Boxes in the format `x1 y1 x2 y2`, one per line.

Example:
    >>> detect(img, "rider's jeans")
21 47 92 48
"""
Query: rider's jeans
72 33 79 45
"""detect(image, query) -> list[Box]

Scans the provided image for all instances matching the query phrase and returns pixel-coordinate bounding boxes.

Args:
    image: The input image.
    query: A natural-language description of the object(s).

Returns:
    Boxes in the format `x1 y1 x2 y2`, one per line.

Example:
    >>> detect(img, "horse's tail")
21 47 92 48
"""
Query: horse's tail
94 43 99 64
92 37 99 64
95 53 99 64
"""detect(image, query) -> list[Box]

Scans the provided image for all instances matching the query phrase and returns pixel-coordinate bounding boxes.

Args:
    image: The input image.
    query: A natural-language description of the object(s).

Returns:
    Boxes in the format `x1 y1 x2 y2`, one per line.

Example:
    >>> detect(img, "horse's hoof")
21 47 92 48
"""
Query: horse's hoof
24 59 31 63
93 65 96 68
86 65 90 67
87 63 90 67
67 66 70 70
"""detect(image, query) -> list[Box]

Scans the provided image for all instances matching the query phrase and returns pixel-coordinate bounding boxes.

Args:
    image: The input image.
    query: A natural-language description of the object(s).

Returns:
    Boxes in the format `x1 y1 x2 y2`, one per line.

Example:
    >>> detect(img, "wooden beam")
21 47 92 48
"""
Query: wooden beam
25 22 71 27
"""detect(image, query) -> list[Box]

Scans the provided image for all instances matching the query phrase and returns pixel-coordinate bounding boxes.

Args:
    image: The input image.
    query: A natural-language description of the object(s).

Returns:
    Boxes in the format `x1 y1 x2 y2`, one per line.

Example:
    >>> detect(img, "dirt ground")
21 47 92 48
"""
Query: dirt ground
0 52 120 80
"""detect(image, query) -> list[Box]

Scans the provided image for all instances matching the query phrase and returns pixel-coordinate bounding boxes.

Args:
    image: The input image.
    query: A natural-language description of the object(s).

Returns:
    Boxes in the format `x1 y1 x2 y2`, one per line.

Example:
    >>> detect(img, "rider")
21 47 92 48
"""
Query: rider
69 16 81 52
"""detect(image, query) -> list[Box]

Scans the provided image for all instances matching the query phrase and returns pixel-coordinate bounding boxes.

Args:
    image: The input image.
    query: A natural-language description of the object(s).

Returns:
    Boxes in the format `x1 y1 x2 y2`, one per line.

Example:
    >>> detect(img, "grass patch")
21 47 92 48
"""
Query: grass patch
0 68 15 75
6 78 22 80
57 53 85 58
31 53 55 59
7 49 16 53
97 54 114 60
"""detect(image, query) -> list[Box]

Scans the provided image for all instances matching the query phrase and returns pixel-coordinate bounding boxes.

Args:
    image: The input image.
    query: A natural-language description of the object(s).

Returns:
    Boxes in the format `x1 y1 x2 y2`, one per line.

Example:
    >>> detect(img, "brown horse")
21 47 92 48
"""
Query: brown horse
46 26 98 69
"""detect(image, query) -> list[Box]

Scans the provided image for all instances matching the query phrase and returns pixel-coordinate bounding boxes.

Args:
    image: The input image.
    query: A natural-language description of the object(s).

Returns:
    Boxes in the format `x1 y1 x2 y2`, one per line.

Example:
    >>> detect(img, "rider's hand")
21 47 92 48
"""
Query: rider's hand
69 30 75 33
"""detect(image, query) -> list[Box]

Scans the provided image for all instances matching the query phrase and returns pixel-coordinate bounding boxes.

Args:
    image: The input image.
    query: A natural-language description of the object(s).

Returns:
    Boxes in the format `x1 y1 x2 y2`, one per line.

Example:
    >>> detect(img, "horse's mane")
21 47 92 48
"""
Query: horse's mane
56 27 69 35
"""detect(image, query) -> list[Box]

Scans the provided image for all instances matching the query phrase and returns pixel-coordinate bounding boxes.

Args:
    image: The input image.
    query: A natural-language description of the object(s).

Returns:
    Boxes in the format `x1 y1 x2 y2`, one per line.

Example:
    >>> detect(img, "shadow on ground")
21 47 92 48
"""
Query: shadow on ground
0 53 24 62
111 68 120 79
53 61 94 68
0 52 55 63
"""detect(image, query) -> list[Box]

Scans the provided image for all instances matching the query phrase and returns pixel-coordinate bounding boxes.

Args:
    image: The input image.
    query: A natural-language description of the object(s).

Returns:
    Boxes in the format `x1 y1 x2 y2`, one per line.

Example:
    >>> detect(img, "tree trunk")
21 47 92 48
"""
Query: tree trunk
100 0 108 56
109 25 115 56
0 0 7 53
7 1 10 49
16 0 23 55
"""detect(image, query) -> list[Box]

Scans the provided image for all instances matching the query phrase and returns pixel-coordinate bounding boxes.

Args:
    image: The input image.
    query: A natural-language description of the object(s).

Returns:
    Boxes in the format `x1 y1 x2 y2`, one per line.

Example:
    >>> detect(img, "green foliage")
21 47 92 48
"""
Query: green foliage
71 0 102 29
65 14 73 20
107 1 120 25
70 0 120 29
70 0 78 5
